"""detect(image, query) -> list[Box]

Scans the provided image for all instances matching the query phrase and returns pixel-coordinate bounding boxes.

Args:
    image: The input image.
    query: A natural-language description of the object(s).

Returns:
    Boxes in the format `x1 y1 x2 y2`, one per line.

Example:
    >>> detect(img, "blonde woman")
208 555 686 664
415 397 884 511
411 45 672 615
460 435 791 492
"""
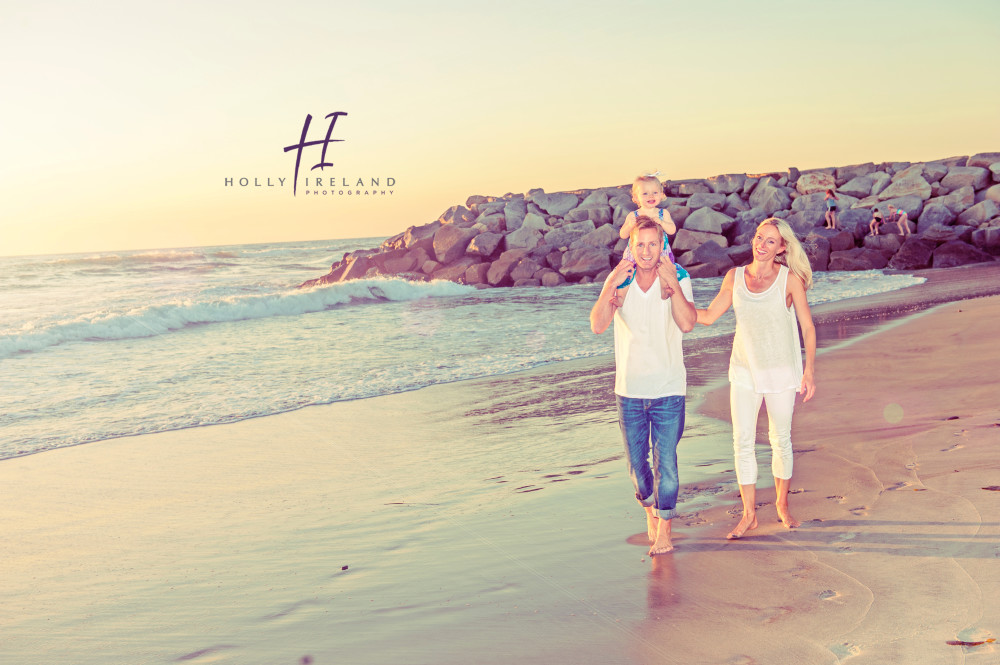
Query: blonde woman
696 218 816 539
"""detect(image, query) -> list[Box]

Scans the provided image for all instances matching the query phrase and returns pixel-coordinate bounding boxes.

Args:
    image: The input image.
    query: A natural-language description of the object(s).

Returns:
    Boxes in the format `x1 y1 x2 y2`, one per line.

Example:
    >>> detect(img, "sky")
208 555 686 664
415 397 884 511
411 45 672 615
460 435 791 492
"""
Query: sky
2 0 998 256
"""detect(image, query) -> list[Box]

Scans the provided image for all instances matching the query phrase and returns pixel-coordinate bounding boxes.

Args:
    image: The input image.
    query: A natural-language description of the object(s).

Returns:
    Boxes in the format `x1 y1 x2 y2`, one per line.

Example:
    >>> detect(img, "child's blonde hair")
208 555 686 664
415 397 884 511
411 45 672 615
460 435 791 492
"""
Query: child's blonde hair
758 218 813 291
631 173 664 203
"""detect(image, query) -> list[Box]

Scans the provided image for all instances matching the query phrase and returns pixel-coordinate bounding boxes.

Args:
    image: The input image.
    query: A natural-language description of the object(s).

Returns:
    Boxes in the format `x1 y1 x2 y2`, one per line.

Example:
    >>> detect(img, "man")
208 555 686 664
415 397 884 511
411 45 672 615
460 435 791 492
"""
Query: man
590 217 697 555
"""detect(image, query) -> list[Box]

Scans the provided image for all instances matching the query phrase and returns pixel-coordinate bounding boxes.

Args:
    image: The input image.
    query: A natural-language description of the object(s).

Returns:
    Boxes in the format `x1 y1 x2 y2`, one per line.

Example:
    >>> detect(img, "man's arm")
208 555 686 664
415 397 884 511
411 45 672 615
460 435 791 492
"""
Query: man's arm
591 259 633 334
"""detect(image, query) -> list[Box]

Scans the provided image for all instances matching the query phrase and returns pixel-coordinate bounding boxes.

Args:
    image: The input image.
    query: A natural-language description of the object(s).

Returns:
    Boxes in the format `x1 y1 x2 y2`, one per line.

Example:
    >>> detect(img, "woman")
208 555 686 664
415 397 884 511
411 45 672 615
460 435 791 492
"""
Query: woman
696 218 816 539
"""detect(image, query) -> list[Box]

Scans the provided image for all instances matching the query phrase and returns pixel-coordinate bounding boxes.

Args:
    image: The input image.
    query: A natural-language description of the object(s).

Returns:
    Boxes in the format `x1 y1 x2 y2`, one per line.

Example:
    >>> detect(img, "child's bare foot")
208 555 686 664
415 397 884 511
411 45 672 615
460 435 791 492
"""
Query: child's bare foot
727 513 758 540
777 505 800 529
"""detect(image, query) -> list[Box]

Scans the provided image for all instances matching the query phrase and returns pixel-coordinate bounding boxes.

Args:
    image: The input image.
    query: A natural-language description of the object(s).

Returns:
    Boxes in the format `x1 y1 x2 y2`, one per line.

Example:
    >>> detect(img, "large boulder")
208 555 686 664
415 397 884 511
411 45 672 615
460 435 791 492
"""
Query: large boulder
565 205 612 225
340 255 374 281
991 163 1000 183
927 186 976 216
670 179 711 196
839 175 875 198
941 166 990 191
464 263 491 286
706 173 748 195
570 224 619 250
559 246 611 280
403 222 442 251
982 184 1000 206
509 258 545 282
687 192 727 210
957 200 1000 226
877 174 932 201
749 184 792 215
672 228 729 253
486 249 529 286
530 191 579 217
433 225 480 264
869 172 892 197
439 205 477 227
473 212 506 234
828 248 889 271
503 198 528 232
685 240 731 266
923 162 950 183
920 224 974 243
887 237 937 270
862 233 902 259
971 225 1000 252
932 240 995 268
917 202 957 228
967 153 1000 169
505 213 548 249
686 256 735 278
684 207 734 234
803 234 831 272
467 232 503 257
543 220 596 248
784 210 824 234
796 171 836 195
432 257 479 282
836 162 877 184
811 228 855 251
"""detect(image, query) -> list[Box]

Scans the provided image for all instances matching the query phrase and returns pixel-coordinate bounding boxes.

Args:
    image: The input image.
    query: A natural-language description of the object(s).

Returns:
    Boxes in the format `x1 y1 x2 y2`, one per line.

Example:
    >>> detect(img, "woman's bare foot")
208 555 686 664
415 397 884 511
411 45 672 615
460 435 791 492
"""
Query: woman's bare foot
776 505 801 528
726 513 758 540
648 517 674 555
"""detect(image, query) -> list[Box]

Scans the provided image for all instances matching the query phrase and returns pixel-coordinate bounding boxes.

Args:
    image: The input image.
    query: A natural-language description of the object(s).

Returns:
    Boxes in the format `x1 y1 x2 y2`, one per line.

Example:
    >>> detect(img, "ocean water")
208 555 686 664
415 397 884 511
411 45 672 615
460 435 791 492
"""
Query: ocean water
0 238 925 460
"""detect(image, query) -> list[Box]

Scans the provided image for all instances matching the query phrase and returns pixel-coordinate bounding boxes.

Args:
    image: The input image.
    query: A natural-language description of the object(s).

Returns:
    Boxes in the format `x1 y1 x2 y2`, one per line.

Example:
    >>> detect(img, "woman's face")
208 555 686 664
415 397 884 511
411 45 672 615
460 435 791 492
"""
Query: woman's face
752 224 786 261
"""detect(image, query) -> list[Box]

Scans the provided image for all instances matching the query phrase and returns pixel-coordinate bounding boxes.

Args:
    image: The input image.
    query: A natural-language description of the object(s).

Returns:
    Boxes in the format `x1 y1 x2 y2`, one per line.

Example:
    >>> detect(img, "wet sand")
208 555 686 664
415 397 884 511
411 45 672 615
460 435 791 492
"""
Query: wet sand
1 263 998 664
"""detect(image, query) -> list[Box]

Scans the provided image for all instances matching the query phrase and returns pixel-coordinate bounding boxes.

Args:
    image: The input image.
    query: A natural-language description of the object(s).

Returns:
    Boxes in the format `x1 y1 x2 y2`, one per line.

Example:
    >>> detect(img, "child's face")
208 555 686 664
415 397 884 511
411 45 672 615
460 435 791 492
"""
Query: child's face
633 182 664 209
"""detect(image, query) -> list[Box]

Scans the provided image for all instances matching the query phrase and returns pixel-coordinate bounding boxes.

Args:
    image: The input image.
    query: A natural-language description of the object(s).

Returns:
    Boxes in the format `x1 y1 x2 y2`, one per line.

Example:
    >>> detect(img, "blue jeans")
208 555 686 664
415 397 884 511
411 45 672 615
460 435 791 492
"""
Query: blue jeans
616 395 685 519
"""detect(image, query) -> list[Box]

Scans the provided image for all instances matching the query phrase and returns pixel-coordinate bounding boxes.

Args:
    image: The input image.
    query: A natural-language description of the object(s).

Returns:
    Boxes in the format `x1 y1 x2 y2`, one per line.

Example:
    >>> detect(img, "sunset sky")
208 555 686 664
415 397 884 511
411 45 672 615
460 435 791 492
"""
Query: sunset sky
2 0 998 257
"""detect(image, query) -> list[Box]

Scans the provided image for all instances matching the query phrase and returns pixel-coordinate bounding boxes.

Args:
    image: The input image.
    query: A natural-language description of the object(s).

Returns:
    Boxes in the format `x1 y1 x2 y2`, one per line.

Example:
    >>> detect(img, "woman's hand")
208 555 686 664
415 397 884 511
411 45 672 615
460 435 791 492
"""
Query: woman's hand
799 368 816 402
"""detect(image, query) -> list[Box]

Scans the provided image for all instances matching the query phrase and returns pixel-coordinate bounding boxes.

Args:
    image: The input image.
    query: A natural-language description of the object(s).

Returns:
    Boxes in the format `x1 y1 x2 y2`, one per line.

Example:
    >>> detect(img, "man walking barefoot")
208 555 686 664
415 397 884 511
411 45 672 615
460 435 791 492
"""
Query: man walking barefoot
590 218 697 555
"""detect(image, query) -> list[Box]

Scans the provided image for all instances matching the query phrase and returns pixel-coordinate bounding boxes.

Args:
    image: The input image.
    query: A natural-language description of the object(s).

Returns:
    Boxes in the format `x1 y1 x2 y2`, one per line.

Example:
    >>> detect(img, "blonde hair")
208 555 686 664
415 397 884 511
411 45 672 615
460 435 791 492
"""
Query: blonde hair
758 218 813 291
631 174 664 203
629 216 664 253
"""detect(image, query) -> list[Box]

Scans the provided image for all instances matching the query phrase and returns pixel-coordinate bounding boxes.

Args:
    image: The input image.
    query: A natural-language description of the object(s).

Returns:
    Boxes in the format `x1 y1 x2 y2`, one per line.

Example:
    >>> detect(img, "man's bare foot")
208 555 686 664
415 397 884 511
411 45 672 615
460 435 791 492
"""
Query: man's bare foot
777 506 801 528
726 513 758 540
646 512 659 542
648 517 674 555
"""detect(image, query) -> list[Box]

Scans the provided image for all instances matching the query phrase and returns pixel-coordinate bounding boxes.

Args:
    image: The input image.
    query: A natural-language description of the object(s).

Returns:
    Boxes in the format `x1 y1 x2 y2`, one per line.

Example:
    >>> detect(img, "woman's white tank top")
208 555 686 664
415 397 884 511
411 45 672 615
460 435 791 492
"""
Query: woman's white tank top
729 265 803 393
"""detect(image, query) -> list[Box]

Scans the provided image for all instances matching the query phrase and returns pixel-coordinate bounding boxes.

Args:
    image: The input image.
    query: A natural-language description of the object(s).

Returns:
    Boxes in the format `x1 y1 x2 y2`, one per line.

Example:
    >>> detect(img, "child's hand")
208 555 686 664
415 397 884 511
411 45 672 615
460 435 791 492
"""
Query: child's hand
610 259 634 288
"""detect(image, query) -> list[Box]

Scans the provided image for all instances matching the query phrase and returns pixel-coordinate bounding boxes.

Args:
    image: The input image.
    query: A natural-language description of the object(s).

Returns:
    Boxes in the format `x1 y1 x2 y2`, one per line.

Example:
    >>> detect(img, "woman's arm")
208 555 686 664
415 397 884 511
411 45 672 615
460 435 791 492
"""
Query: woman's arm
788 274 816 402
696 268 736 325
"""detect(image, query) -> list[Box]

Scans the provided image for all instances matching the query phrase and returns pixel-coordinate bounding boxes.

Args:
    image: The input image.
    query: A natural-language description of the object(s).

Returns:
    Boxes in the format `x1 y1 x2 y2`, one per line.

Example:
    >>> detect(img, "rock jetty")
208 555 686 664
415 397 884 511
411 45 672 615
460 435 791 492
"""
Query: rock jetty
300 153 1000 289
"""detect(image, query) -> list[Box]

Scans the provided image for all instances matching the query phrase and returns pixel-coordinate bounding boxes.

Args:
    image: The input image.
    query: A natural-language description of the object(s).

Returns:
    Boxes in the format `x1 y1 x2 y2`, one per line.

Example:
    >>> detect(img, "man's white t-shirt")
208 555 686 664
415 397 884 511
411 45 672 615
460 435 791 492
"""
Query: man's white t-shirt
611 275 694 398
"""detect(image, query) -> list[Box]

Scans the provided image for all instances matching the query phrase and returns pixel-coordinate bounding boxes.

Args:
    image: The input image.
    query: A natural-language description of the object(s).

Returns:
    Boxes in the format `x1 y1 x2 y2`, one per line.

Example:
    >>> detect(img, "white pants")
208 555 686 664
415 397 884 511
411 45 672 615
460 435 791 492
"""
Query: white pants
730 383 797 485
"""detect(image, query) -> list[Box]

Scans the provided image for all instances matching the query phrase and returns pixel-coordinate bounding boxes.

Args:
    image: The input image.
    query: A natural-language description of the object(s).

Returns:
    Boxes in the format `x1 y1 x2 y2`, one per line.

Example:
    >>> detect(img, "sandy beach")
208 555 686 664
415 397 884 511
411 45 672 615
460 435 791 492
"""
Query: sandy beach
3 264 999 664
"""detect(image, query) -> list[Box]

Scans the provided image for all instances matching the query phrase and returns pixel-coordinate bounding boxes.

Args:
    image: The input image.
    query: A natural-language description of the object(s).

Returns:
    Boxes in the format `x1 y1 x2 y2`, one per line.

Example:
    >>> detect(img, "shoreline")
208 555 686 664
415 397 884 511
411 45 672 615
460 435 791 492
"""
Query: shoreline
2 264 999 664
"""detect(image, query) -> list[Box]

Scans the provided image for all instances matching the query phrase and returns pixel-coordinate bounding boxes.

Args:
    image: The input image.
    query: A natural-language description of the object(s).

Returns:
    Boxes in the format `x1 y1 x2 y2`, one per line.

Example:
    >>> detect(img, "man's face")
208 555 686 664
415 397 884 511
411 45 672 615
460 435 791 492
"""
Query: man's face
630 228 662 271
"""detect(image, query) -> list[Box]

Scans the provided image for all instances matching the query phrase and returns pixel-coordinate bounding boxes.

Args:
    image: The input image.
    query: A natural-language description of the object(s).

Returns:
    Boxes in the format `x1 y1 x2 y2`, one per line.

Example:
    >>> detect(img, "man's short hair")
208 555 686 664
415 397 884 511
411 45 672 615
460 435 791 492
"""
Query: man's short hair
629 216 664 250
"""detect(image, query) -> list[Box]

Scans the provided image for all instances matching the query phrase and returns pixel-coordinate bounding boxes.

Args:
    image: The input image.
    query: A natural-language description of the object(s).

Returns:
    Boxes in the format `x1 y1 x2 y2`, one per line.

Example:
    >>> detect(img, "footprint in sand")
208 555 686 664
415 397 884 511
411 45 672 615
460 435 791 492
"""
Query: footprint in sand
829 642 862 659
850 506 869 516
818 589 840 600
826 495 846 503
885 481 912 491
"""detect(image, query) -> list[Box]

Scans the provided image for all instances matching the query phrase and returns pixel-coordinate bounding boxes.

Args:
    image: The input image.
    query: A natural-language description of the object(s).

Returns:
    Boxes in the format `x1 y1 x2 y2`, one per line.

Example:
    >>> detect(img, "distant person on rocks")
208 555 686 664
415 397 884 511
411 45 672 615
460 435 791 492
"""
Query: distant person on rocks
590 217 697 556
887 205 911 236
868 208 884 236
824 189 839 230
616 173 688 303
694 218 816 539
